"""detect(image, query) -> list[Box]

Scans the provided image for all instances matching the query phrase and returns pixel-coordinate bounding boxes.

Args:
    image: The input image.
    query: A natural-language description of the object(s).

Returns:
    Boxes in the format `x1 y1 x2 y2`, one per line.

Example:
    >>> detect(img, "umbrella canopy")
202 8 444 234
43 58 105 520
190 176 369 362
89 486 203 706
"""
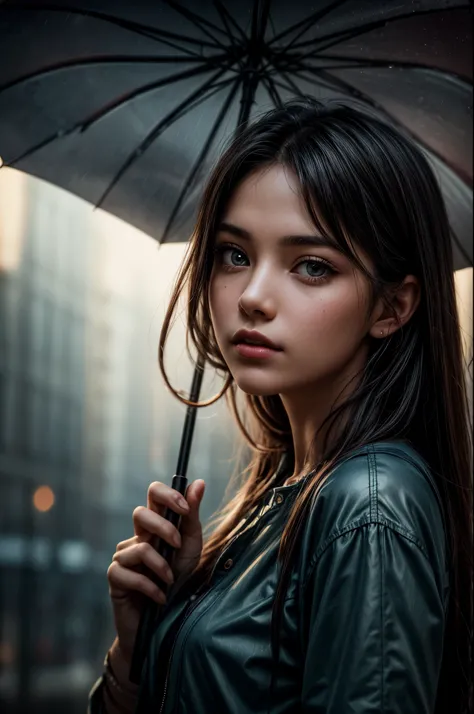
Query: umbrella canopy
0 0 472 269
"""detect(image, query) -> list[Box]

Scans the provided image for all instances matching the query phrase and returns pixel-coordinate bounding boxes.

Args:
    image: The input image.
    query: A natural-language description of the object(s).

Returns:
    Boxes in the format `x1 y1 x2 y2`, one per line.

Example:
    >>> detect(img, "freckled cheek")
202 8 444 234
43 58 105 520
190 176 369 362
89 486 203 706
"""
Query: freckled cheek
211 273 240 303
209 278 236 338
295 293 365 349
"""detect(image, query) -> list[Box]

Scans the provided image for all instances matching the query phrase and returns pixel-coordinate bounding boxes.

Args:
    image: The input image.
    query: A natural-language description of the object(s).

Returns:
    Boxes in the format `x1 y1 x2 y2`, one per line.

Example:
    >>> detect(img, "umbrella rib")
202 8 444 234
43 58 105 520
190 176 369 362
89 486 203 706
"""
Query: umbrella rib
143 74 235 128
295 65 472 187
236 0 272 130
119 32 213 60
210 1 244 67
12 3 221 51
212 0 248 44
272 70 306 99
0 54 222 95
290 26 377 55
255 0 272 45
236 72 251 130
267 12 278 43
261 75 285 108
213 5 238 46
95 66 231 210
268 0 349 47
81 72 237 131
160 0 233 50
160 76 243 244
283 2 349 53
267 54 338 95
5 63 218 166
287 7 471 53
211 1 245 65
275 54 473 89
269 73 337 97
306 55 473 86
267 74 307 99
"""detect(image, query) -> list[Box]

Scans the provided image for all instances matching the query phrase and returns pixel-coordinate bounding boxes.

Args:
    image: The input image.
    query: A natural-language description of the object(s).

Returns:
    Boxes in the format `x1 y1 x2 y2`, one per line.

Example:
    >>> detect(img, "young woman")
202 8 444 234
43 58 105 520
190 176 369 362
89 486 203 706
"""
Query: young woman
88 97 472 714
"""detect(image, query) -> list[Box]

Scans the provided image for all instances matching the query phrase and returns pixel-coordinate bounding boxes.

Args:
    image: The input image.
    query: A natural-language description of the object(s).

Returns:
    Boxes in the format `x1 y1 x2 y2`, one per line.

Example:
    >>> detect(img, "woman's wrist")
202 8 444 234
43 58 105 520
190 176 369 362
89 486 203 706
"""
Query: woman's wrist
103 639 139 712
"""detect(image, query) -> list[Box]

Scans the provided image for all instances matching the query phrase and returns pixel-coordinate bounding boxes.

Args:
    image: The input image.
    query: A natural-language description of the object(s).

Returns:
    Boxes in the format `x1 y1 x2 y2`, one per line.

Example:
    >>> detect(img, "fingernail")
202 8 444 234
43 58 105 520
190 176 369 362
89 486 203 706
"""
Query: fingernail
173 533 181 547
176 496 189 511
166 568 174 584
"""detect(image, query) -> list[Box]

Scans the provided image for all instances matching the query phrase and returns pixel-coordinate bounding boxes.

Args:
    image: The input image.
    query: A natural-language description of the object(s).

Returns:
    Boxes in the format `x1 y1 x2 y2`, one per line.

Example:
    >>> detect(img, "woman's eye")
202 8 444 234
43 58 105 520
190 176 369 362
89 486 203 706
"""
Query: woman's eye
217 246 249 267
295 259 332 281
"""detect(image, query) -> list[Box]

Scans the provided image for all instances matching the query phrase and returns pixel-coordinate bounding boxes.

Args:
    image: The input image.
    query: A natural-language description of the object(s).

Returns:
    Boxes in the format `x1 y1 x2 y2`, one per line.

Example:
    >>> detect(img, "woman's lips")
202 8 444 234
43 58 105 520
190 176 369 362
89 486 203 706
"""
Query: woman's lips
234 343 281 359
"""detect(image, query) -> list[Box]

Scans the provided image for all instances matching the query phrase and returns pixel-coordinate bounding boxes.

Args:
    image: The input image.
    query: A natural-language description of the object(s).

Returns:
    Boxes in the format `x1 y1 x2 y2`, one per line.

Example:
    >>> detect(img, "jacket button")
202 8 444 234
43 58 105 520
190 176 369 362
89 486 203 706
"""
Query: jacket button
223 558 233 570
275 493 284 505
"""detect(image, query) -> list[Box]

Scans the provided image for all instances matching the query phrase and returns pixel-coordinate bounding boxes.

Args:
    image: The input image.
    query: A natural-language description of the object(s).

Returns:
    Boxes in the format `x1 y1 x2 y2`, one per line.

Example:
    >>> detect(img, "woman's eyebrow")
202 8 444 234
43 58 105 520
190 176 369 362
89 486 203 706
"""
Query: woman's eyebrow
217 221 336 249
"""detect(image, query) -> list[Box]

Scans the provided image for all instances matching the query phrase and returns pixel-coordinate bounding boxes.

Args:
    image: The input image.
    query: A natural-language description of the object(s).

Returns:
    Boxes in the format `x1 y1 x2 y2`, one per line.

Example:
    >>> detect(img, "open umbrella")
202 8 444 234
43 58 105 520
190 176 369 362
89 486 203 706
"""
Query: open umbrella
0 1 471 266
0 0 472 682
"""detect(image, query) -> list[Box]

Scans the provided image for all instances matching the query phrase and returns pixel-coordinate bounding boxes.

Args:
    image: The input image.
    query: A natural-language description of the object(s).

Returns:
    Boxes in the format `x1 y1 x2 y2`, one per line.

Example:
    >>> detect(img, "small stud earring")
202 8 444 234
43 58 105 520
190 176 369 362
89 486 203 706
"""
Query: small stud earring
380 331 384 336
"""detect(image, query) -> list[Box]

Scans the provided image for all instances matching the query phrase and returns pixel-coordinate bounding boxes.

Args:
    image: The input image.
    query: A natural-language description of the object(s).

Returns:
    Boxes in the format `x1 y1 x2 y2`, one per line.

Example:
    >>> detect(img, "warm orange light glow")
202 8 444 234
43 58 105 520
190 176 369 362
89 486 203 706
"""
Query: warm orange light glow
33 485 55 512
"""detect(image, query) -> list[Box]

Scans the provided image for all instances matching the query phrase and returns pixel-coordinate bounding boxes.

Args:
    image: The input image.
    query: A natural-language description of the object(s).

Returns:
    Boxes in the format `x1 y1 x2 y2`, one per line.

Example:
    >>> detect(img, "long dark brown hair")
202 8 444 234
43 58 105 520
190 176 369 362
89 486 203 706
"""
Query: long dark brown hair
159 97 473 713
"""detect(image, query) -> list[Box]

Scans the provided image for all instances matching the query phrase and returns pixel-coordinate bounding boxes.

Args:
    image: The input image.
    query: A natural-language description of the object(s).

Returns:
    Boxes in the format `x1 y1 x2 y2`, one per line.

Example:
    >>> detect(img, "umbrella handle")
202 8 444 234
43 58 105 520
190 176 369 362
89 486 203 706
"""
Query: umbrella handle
129 473 187 685
129 358 205 685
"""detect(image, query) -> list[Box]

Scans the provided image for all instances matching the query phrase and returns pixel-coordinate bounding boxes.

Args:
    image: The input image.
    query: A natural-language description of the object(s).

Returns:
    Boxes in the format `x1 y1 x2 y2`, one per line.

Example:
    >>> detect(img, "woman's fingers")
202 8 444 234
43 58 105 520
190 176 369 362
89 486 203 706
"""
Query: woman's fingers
143 479 204 541
106 480 205 665
113 541 174 585
108 541 175 605
147 481 190 516
107 560 166 605
133 505 183 549
116 535 141 551
180 479 206 537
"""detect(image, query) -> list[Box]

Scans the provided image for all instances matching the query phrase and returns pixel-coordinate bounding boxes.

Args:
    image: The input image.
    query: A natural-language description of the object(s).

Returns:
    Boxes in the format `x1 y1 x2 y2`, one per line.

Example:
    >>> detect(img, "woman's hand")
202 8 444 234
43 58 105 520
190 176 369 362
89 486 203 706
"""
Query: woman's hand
106 479 205 664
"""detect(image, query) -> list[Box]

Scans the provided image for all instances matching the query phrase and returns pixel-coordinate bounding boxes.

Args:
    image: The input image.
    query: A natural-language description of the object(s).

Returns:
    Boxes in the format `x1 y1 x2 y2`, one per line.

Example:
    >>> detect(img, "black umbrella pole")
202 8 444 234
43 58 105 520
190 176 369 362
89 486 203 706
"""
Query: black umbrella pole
129 358 205 685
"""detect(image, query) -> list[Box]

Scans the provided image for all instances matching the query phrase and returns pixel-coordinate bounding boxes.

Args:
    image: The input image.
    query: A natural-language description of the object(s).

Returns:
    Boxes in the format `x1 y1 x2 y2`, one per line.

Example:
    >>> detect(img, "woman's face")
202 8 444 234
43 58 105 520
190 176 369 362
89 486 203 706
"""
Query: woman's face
209 164 376 399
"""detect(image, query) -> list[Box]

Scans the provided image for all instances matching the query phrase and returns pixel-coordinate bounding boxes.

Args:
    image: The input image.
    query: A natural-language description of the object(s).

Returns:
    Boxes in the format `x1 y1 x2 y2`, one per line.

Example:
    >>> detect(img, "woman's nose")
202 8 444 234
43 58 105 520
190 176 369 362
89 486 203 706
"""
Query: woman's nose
238 271 277 319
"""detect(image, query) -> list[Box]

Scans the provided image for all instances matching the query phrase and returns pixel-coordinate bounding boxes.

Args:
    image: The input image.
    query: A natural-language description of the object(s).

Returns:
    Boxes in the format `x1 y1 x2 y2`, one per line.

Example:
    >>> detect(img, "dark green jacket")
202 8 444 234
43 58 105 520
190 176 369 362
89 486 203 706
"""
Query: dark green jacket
89 441 449 713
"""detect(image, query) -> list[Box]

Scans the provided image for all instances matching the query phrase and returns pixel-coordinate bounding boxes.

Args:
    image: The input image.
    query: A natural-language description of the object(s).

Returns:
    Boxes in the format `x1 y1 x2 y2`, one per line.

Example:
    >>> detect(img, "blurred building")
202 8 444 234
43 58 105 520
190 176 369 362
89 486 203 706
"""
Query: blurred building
0 169 236 712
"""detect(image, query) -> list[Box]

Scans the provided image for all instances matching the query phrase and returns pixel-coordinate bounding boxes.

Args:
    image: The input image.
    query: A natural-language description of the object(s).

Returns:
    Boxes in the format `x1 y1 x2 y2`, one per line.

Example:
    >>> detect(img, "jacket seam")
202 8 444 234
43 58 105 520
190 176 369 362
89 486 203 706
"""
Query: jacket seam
380 518 385 712
303 516 429 589
359 443 446 528
368 445 378 520
373 445 385 711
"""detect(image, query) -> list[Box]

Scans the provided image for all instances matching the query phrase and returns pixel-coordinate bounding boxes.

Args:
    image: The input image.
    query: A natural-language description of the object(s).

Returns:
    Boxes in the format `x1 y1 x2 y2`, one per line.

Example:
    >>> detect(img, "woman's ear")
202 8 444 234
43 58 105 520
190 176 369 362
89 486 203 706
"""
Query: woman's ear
369 275 421 339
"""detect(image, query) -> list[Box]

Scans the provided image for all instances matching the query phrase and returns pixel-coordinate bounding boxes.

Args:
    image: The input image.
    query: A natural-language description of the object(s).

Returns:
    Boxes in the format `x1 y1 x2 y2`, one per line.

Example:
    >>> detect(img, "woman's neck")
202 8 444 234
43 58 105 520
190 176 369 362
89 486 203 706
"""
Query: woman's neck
280 359 366 475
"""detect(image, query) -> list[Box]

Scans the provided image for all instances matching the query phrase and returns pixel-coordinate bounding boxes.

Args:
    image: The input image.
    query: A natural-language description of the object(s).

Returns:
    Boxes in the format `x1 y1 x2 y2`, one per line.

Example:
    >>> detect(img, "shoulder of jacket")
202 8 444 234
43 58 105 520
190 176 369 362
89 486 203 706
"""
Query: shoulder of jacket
305 440 447 560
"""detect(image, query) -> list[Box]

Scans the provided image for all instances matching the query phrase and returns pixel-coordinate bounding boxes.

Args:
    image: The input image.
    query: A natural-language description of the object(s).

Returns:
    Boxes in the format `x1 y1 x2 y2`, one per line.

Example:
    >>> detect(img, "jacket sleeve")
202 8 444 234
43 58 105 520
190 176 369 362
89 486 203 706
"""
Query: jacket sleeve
301 522 446 713
87 676 106 713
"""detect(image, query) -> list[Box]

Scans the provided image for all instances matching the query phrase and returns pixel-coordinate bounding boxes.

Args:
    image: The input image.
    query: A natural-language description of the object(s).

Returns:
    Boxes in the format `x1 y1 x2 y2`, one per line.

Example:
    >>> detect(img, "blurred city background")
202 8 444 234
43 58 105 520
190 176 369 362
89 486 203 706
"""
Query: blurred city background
0 167 242 713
